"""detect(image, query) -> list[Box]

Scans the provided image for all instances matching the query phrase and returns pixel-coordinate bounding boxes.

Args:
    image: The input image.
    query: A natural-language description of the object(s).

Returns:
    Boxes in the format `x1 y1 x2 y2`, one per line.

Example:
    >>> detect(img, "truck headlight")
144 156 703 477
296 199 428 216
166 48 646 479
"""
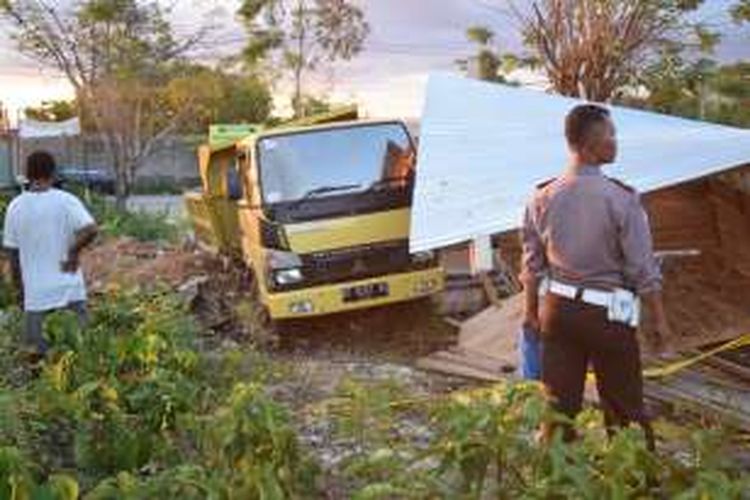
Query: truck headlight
274 268 303 285
267 249 303 269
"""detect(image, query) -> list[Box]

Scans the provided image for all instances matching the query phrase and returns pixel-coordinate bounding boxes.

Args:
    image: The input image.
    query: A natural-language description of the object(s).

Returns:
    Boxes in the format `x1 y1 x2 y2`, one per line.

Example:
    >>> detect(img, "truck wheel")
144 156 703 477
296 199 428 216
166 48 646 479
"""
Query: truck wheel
244 269 280 345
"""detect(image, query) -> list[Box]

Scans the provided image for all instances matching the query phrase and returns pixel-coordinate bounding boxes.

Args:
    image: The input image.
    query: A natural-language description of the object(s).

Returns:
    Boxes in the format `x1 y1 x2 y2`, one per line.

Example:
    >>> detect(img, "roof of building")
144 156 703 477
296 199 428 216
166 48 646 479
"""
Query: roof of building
410 74 750 252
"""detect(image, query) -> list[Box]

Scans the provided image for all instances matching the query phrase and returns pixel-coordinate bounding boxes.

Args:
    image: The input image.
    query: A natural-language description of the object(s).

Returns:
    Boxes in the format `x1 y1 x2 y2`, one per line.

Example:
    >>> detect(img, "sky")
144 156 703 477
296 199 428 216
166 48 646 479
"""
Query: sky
1 0 748 121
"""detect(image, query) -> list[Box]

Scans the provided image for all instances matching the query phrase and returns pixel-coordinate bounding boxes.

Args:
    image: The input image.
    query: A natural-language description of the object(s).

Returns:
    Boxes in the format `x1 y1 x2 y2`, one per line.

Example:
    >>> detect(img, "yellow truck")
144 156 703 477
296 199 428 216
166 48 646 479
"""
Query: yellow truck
185 111 444 321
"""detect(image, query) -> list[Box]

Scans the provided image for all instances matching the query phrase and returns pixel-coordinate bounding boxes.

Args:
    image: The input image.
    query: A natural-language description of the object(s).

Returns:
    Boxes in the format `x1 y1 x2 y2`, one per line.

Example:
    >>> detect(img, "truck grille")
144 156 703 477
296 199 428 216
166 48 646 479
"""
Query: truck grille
301 240 412 285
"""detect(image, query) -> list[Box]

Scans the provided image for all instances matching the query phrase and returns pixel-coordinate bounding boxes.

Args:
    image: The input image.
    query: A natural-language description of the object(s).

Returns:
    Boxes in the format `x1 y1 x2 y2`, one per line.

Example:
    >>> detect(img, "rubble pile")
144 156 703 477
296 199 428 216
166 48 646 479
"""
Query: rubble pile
661 251 750 349
83 238 214 293
82 238 252 340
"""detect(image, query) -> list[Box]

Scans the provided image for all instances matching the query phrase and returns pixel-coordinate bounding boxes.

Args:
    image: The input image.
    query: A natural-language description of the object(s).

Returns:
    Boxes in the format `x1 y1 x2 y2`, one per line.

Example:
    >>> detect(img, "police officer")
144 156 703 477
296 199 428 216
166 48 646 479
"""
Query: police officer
520 104 673 445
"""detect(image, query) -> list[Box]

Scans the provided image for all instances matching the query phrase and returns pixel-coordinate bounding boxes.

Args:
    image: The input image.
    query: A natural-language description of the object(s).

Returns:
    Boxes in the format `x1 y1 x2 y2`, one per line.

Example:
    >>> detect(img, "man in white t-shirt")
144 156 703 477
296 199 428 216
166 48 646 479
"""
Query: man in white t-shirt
3 151 98 357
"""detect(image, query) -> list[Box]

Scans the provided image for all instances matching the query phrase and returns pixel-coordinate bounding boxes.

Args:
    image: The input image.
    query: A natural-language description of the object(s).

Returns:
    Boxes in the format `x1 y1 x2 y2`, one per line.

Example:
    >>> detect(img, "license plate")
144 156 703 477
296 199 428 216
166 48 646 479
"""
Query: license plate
342 282 390 302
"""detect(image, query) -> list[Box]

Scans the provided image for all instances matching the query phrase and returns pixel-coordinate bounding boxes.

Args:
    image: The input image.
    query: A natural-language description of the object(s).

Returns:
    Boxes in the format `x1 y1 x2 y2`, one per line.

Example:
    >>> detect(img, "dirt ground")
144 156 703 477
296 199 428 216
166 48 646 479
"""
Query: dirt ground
660 251 750 349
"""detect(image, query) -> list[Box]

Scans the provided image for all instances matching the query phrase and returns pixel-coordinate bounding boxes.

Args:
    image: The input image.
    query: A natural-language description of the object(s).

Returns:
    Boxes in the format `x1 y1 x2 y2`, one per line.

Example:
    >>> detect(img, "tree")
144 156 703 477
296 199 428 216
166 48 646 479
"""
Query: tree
292 94 331 117
514 0 707 102
460 26 501 82
457 25 527 83
24 99 77 122
166 66 273 134
623 55 750 128
238 0 369 118
732 0 750 23
1 0 207 209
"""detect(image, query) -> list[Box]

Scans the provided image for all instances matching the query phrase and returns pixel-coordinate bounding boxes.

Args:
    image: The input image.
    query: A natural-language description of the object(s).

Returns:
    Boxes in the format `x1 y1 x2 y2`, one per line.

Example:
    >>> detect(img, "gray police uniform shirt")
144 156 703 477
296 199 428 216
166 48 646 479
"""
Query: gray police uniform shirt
520 166 662 294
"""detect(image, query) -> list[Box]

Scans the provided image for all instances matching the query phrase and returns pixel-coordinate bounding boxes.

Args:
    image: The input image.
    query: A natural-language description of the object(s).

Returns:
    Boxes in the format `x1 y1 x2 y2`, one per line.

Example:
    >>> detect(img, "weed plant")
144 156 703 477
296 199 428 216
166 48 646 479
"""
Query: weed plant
0 290 318 499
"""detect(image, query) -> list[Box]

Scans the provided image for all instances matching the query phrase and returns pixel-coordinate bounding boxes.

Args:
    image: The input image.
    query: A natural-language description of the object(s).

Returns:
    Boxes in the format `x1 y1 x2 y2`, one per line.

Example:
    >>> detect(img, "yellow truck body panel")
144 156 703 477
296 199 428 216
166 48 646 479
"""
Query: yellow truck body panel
283 208 410 253
266 268 444 319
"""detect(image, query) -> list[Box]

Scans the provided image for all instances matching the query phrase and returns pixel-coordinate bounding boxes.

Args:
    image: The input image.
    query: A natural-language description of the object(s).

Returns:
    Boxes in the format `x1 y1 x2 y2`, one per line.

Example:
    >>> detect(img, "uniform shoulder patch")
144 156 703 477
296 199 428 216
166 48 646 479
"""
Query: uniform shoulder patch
535 177 556 190
606 176 635 193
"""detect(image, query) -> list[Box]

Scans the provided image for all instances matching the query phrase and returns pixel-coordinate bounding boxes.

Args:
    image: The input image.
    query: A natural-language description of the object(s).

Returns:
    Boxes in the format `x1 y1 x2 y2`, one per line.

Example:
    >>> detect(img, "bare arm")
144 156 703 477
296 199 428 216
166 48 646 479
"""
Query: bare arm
620 196 672 351
523 276 540 330
641 290 673 353
62 224 98 273
520 201 545 330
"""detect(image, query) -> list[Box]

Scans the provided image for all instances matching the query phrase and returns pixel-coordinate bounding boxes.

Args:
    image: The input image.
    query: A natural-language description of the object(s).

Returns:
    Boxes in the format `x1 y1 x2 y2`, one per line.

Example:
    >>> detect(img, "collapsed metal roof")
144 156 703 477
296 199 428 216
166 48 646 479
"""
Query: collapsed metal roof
410 74 750 253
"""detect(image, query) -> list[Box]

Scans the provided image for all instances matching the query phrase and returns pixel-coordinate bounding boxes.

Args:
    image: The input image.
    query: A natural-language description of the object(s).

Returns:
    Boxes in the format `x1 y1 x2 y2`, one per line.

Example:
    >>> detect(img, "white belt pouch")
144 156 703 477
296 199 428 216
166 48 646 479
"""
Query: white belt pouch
543 279 641 328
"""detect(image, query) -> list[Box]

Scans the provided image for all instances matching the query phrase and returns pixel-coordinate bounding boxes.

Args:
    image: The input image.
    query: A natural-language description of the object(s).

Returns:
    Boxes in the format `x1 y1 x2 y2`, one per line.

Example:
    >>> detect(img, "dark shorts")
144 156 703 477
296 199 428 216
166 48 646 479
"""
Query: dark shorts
24 301 88 353
540 293 647 429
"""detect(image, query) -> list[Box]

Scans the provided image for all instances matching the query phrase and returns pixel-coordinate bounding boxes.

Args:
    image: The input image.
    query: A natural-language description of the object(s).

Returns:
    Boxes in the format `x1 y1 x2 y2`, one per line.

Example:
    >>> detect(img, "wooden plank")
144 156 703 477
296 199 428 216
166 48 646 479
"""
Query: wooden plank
458 293 523 355
701 356 750 385
645 377 750 430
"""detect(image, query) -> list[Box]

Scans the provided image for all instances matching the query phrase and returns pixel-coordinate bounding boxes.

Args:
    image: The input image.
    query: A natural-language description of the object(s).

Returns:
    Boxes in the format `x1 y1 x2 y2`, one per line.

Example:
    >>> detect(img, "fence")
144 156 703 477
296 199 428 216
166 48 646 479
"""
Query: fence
0 133 16 188
17 134 202 190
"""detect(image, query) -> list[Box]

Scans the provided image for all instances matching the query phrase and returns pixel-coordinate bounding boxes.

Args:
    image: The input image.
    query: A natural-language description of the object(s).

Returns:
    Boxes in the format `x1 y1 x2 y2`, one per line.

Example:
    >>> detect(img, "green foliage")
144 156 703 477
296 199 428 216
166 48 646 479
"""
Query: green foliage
0 192 16 309
627 56 750 128
166 66 273 135
332 378 405 449
0 275 15 310
290 95 332 119
0 192 10 223
23 100 78 123
201 383 319 498
76 189 181 242
238 0 369 117
0 1 215 204
323 381 750 499
0 447 79 500
731 0 750 23
457 25 517 84
98 208 180 243
0 288 319 497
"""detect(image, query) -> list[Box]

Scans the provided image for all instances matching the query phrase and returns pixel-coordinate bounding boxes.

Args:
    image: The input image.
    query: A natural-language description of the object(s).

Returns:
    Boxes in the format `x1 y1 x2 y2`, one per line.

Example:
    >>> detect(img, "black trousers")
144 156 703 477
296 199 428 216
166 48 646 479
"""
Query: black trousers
540 294 651 444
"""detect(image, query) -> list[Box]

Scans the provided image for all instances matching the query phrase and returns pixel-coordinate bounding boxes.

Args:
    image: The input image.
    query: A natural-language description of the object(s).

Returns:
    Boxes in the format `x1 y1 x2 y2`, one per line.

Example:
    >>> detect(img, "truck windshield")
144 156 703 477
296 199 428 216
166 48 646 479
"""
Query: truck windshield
257 123 414 205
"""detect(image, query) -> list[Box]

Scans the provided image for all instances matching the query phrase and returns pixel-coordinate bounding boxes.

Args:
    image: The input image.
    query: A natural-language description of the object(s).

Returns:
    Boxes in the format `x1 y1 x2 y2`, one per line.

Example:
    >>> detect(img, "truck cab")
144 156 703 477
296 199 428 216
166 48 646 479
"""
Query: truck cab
186 118 444 320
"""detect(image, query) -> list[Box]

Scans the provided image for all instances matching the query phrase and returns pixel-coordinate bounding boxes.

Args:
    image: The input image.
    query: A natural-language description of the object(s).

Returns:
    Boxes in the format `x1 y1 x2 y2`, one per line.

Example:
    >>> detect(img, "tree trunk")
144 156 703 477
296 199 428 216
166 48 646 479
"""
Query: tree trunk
113 154 129 212
294 65 303 118
293 0 306 118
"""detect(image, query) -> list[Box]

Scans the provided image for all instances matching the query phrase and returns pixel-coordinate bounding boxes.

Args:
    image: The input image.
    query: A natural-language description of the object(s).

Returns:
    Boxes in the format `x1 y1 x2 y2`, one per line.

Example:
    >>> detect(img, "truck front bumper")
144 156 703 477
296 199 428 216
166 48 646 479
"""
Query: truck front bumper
265 267 444 319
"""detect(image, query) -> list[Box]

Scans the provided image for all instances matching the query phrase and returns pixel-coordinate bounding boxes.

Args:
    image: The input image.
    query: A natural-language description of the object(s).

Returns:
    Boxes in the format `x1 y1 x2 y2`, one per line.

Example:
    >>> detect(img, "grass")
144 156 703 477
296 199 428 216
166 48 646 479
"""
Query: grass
78 189 183 243
2 188 183 244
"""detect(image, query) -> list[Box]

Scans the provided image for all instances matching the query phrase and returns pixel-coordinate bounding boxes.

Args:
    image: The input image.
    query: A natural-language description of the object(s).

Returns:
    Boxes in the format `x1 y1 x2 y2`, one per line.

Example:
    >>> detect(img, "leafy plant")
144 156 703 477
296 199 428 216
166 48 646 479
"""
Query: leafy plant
87 192 181 243
0 192 17 310
201 382 320 499
329 381 750 499
0 446 79 500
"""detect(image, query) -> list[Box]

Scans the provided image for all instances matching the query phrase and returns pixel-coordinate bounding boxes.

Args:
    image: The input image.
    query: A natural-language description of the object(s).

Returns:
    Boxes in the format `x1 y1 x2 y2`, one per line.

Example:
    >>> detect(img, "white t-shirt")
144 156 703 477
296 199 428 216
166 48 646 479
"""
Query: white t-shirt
3 189 95 312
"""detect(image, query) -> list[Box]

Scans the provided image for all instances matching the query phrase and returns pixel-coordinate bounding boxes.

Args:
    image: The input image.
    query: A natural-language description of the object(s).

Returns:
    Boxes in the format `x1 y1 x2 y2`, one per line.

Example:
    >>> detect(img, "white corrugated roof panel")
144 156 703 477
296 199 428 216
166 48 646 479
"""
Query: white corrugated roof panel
410 74 750 252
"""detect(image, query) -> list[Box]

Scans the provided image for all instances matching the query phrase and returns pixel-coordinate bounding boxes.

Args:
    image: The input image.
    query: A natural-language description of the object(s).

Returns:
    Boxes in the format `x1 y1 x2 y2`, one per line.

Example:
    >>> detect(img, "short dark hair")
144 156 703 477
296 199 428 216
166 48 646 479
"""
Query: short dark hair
26 151 56 181
565 104 611 149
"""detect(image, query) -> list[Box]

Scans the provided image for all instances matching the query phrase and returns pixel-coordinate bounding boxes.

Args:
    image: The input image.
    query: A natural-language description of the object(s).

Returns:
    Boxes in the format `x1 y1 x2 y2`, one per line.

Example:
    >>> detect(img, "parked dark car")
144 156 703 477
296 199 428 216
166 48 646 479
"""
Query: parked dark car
55 167 116 195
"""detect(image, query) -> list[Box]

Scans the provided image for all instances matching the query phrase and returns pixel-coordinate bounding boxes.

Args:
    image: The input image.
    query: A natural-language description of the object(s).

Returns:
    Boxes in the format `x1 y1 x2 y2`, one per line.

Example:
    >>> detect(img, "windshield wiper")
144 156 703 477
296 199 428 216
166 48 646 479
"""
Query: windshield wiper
290 183 362 209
